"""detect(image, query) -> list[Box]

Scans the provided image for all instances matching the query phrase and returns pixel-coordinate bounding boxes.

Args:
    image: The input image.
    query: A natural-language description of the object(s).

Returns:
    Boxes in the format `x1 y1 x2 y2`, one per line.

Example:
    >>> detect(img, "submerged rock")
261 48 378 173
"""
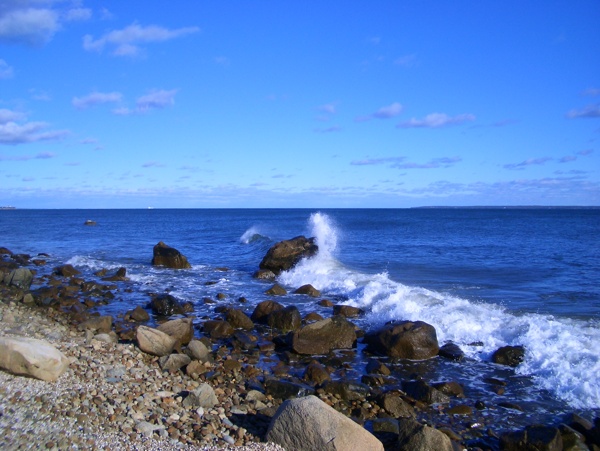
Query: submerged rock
492 345 525 367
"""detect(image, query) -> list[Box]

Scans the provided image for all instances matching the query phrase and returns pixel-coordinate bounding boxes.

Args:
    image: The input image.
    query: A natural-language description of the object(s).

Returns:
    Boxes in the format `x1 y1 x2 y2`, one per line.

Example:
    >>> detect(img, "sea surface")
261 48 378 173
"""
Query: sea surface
1 208 599 430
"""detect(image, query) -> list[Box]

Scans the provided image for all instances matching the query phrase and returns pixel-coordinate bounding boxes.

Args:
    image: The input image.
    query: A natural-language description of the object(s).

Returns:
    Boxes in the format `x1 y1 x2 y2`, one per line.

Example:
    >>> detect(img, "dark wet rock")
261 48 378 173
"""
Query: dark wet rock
54 264 81 277
402 380 450 405
224 308 254 330
303 312 324 323
267 305 301 332
148 293 184 317
362 374 391 387
157 318 194 346
264 378 315 400
333 304 364 318
558 424 588 451
438 342 465 361
294 284 321 297
446 405 473 415
372 418 400 435
265 283 287 296
126 305 150 322
3 268 33 290
322 380 371 402
251 300 284 324
83 219 97 226
303 361 331 385
151 241 191 269
498 402 524 411
318 299 334 307
500 425 563 451
492 345 525 367
363 320 439 360
291 315 357 355
266 395 384 451
232 330 258 351
396 418 454 451
377 392 416 419
202 320 234 339
0 247 13 255
253 269 276 280
366 359 391 376
432 381 465 398
102 267 128 282
259 235 318 274
563 413 600 447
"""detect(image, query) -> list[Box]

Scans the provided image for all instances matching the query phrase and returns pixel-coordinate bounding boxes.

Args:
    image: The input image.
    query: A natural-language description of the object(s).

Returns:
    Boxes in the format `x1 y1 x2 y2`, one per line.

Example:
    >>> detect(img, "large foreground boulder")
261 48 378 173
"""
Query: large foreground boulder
151 241 191 269
266 395 384 451
0 336 70 382
291 315 357 355
259 236 318 274
3 268 33 290
157 318 194 346
363 320 439 360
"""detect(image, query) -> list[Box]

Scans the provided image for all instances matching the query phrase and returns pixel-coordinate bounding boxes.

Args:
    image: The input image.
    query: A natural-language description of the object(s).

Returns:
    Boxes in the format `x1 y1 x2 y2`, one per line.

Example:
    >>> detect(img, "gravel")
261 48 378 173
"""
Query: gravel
0 300 285 451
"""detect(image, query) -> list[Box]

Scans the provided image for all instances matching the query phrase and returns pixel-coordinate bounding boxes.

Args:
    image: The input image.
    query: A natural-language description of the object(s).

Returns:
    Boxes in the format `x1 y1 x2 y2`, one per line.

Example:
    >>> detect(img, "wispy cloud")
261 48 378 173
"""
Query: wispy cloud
351 155 461 169
318 103 337 115
566 104 600 119
0 108 68 145
113 89 178 115
503 157 552 170
83 23 200 57
582 88 600 97
578 149 594 156
64 7 92 22
0 59 14 79
0 151 56 161
72 91 122 110
142 161 166 168
314 125 342 133
397 113 475 128
356 102 403 122
394 54 418 68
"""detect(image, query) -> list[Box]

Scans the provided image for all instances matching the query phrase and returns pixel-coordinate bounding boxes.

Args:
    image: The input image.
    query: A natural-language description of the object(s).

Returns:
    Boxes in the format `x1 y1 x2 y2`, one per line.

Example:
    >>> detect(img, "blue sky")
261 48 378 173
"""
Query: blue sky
1 1 599 208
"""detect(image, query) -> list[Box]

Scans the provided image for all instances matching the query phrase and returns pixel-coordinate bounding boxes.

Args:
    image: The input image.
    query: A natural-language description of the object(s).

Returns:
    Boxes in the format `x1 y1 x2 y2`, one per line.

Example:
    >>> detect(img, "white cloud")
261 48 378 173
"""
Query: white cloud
83 23 200 57
0 108 68 145
113 89 177 116
0 4 59 46
0 59 14 79
64 7 92 22
397 113 475 128
72 91 122 109
373 102 403 119
566 104 600 119
351 155 461 169
318 103 337 114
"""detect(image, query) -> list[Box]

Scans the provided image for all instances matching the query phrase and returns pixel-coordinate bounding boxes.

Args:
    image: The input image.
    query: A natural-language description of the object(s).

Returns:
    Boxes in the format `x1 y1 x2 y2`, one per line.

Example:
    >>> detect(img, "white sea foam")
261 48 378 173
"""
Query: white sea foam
279 212 600 409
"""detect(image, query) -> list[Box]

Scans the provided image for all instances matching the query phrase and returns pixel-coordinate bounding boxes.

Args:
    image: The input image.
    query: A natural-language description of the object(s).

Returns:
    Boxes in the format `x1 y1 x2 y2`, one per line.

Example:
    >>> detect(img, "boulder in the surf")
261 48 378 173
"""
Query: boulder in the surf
151 241 191 269
291 315 357 355
363 320 439 360
259 235 318 274
148 293 185 316
492 345 525 367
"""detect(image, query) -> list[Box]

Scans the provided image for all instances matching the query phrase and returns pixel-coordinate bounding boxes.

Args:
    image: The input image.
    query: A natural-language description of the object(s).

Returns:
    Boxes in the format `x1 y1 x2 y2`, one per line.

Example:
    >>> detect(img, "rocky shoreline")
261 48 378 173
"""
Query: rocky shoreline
1 241 600 450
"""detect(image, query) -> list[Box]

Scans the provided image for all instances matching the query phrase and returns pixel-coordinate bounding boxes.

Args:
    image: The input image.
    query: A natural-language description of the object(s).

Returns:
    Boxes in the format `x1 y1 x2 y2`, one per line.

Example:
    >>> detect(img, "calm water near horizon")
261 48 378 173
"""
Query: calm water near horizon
1 207 599 430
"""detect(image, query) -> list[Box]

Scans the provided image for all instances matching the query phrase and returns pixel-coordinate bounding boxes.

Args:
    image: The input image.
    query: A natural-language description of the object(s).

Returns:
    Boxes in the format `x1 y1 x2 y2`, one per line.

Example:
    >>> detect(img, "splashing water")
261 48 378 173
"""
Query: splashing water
279 212 600 409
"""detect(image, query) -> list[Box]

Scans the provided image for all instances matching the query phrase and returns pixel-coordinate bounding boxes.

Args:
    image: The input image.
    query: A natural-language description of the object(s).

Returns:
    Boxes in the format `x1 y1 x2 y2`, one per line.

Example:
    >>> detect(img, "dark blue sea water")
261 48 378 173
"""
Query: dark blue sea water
1 208 599 428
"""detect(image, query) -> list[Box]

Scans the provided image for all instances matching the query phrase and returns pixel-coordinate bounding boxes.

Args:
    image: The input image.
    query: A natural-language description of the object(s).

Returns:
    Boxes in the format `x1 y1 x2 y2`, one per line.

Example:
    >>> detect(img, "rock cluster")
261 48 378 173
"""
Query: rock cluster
2 241 599 451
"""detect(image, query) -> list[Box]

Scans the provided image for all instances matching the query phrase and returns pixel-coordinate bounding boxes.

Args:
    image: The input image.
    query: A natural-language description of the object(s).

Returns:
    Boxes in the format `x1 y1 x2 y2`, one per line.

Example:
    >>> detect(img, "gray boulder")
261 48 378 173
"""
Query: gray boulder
3 268 33 290
0 336 70 382
136 325 177 357
266 395 384 451
182 383 218 408
157 318 194 346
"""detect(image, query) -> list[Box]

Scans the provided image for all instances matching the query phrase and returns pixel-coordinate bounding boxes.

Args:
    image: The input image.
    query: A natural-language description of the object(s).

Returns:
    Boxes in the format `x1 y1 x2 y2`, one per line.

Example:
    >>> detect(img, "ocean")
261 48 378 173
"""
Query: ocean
1 207 599 430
